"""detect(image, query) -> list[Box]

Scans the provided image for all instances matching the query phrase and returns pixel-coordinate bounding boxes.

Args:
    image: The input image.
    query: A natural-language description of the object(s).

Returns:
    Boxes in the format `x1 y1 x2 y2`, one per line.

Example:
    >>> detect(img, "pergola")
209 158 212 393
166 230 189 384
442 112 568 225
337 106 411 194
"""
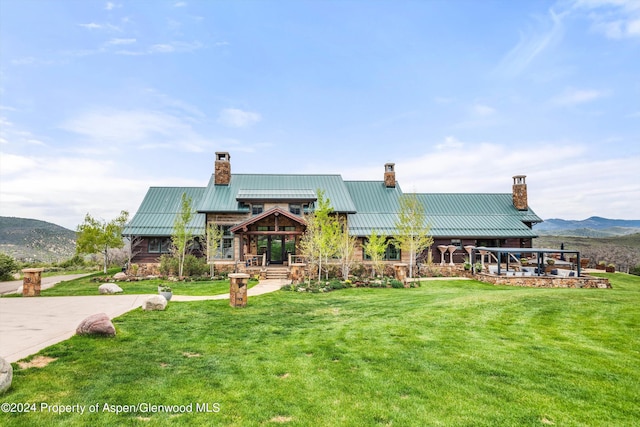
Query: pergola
472 247 582 277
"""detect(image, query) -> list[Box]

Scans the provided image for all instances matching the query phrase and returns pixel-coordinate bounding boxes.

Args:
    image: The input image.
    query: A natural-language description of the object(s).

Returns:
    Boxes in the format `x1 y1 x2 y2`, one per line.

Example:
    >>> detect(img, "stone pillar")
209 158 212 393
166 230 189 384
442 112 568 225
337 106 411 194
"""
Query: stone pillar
229 273 250 308
22 268 44 297
291 263 306 284
394 263 408 284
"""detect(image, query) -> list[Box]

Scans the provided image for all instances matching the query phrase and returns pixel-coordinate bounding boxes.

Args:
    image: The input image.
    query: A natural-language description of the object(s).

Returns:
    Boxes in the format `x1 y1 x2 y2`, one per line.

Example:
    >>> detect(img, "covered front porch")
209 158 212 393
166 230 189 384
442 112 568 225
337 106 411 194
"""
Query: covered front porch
230 207 306 267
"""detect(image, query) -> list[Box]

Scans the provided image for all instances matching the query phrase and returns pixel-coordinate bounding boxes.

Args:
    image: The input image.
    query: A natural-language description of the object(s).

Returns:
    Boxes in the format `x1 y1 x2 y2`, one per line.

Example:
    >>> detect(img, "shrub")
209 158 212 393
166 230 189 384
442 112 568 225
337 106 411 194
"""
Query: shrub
182 254 208 277
57 255 86 269
0 253 18 281
390 279 404 288
159 255 178 276
630 264 640 276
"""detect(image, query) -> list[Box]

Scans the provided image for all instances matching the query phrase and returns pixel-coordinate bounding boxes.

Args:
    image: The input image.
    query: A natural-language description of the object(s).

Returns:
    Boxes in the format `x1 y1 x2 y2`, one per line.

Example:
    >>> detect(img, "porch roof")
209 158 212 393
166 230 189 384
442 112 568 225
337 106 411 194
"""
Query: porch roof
229 207 306 233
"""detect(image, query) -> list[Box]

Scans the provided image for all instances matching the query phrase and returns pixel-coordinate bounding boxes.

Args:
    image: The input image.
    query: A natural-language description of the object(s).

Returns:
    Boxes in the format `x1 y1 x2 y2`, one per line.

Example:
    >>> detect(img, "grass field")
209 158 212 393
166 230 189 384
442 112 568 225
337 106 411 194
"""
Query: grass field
2 274 639 426
33 271 258 297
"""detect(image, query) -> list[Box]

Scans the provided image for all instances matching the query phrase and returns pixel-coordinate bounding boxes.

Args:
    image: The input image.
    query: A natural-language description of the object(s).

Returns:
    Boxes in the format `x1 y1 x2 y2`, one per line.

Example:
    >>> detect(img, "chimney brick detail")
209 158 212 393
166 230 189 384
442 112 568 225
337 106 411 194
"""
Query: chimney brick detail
512 175 528 211
384 163 396 188
215 152 231 186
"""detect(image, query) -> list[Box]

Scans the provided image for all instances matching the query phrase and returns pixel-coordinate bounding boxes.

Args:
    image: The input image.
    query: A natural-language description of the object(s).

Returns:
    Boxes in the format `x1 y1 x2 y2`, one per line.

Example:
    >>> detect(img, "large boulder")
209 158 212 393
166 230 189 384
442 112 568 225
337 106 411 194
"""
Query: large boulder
98 283 123 295
0 357 12 394
76 313 116 337
113 272 127 280
143 295 167 311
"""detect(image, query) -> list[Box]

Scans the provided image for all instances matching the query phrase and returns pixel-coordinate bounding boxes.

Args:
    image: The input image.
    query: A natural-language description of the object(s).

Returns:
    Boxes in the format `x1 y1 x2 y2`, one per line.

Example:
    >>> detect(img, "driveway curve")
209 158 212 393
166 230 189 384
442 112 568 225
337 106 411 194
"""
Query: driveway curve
0 279 288 363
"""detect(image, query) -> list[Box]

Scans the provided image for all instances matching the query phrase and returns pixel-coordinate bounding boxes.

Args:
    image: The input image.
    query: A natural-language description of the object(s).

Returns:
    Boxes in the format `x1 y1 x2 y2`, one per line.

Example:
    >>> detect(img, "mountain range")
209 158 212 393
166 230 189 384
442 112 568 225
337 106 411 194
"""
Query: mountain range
0 216 76 263
533 216 640 237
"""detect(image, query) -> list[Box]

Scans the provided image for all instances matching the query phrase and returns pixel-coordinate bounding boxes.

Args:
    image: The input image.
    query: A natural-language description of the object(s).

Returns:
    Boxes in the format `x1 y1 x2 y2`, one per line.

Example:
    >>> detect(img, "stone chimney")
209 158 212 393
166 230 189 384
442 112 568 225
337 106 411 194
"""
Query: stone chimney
384 163 396 188
512 175 528 210
215 152 231 185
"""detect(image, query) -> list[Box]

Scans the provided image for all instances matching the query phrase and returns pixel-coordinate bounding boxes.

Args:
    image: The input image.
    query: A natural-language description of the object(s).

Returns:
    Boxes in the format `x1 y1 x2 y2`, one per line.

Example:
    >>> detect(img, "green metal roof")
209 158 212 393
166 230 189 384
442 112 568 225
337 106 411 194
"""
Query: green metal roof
343 181 403 213
198 174 357 213
123 187 206 236
346 192 540 237
417 193 542 225
236 188 317 201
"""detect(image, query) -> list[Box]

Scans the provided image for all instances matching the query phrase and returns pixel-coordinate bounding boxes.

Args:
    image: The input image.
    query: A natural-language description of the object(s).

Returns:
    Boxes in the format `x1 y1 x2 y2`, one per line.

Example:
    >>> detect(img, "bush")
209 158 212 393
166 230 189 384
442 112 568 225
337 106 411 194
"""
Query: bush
182 254 208 277
630 264 640 277
390 279 404 288
159 255 178 276
57 255 86 269
0 253 18 281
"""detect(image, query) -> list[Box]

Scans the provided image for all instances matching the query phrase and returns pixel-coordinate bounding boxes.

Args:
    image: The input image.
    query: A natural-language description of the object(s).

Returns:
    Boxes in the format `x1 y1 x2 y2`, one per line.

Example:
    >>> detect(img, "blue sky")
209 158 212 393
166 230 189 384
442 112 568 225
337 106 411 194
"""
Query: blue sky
1 0 639 230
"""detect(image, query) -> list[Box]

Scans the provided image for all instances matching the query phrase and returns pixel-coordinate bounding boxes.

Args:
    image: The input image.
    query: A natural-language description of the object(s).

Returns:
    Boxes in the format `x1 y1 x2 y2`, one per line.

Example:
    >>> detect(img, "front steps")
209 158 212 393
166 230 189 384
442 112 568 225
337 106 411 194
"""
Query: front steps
265 267 289 280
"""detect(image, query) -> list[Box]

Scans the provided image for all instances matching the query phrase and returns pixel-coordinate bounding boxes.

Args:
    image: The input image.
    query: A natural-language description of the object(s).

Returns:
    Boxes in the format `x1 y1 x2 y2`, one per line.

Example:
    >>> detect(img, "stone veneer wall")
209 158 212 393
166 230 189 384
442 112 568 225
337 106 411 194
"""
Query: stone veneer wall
476 273 611 289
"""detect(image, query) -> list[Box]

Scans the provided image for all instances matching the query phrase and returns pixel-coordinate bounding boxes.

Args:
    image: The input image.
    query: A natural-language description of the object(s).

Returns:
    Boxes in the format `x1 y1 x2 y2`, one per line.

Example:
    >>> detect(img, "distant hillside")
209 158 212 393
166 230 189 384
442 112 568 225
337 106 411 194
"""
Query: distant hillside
0 216 76 263
534 216 640 237
534 233 640 272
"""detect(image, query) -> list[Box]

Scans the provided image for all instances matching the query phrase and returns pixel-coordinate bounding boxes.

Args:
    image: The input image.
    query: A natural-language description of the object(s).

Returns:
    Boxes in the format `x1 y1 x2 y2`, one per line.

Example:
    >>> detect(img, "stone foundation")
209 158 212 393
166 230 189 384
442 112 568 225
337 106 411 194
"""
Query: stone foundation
476 273 611 289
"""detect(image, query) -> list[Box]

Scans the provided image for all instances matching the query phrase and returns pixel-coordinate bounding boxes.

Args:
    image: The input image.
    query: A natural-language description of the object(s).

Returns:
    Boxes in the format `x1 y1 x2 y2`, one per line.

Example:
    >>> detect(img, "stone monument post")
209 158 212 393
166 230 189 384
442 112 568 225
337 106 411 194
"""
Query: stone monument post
229 273 250 308
22 268 44 297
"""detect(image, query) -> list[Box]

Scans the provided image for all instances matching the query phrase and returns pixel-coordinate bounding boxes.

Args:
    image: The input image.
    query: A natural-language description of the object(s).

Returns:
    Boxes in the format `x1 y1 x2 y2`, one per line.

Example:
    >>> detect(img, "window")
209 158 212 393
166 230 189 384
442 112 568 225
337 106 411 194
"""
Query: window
148 237 171 254
363 239 401 261
451 239 462 249
252 204 263 215
214 226 234 259
289 204 302 215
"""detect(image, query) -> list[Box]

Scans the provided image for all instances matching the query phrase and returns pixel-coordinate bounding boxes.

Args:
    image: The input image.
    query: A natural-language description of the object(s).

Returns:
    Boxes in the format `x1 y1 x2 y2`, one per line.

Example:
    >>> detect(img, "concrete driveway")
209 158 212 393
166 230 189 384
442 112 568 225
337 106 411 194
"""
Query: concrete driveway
0 279 288 363
0 273 93 295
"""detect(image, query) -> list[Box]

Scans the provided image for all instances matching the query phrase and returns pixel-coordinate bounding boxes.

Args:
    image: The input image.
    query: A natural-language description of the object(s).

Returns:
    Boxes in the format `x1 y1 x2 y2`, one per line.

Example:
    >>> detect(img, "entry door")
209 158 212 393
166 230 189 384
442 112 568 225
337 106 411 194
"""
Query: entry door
270 235 284 264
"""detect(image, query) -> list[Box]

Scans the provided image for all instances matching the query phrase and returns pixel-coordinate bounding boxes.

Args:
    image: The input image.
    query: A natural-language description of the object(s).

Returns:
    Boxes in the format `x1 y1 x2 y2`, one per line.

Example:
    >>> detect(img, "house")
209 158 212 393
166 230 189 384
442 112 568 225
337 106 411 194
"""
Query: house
123 152 542 275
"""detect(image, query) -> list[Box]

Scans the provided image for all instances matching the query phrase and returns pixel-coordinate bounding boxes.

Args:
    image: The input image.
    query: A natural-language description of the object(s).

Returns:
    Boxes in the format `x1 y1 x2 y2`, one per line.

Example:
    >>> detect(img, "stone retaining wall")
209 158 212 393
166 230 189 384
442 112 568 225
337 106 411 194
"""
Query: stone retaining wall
476 273 611 288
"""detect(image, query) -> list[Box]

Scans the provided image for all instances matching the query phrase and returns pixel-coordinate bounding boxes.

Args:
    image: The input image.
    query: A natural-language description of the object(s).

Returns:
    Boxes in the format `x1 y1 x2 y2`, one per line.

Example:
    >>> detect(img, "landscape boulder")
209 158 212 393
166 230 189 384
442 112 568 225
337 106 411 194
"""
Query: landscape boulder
113 272 127 280
99 283 123 295
143 295 168 311
76 313 116 337
16 285 23 294
0 357 12 394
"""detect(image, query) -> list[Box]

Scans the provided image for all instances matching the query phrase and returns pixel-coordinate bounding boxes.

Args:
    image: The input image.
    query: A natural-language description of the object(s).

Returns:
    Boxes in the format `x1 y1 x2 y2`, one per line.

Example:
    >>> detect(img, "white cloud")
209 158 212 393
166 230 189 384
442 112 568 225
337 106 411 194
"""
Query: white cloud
78 22 121 32
174 1 187 7
60 109 192 144
552 88 608 105
472 104 496 117
572 0 640 39
340 139 639 220
436 136 464 150
218 108 262 128
116 41 202 55
105 2 121 10
496 8 565 77
0 152 202 229
106 38 136 45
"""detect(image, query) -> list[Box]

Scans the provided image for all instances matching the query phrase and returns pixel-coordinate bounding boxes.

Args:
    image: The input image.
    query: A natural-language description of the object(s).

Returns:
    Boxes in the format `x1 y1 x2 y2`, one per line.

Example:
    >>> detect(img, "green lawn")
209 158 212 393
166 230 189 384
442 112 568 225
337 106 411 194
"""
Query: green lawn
3 274 639 426
35 271 257 297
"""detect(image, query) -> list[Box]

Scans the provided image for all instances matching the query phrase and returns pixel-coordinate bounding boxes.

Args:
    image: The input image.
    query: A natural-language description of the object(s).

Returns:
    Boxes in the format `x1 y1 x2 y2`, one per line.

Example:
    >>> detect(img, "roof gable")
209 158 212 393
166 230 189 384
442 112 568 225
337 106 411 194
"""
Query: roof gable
229 207 306 233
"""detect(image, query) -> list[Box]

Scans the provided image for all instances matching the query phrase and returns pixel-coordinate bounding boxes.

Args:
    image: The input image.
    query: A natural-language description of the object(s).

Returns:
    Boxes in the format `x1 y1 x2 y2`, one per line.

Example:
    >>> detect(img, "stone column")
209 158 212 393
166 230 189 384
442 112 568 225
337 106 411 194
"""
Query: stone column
229 273 250 308
290 263 306 284
394 263 408 284
22 268 44 297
